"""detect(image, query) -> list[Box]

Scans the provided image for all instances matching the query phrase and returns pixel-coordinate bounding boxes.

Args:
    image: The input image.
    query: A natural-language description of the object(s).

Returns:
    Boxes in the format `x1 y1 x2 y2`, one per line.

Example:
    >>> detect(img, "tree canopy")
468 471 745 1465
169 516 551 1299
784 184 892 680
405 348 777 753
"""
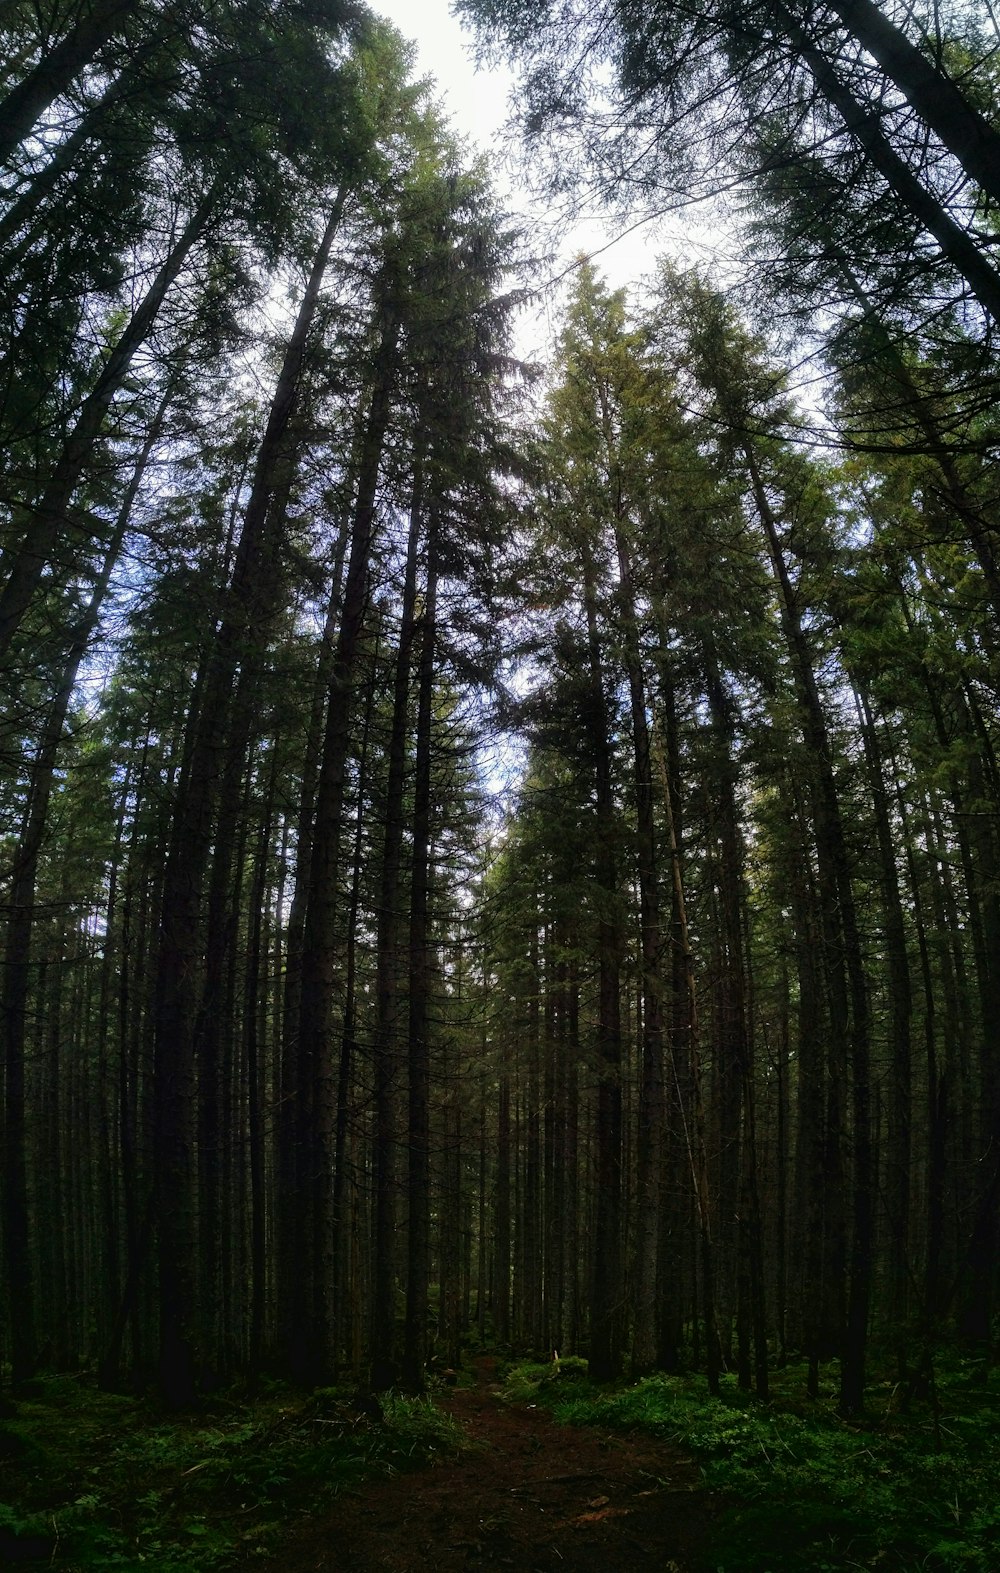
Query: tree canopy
2 0 1000 1475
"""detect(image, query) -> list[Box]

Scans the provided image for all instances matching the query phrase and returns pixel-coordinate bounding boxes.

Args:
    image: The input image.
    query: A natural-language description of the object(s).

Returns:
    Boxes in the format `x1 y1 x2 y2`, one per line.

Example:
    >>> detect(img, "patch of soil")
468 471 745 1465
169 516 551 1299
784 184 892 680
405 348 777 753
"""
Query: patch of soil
256 1358 721 1570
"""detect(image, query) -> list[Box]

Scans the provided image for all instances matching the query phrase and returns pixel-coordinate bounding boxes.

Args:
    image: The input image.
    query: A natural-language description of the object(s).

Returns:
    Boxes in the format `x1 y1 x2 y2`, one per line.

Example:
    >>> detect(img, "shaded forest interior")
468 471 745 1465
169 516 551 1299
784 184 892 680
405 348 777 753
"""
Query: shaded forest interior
4 0 1000 1467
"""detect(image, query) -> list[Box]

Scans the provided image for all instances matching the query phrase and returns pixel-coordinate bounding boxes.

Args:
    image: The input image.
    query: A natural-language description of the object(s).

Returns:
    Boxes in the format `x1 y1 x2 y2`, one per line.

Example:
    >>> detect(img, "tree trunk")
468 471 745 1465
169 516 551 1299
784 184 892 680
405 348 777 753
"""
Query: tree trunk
371 465 425 1389
0 27 167 261
744 447 871 1413
1 396 166 1385
582 542 623 1382
704 640 768 1397
854 683 912 1358
295 280 400 1381
276 529 348 1372
613 527 665 1378
402 519 438 1392
0 0 142 166
772 2 1000 323
150 194 351 1402
653 713 722 1395
494 1059 512 1346
822 0 1000 207
0 186 219 657
330 625 379 1378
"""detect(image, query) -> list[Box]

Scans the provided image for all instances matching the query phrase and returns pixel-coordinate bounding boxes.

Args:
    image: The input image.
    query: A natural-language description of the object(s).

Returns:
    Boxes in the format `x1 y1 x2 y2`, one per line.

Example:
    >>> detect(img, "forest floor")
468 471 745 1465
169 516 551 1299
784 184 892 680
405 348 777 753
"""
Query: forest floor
253 1357 721 1571
3 1352 997 1569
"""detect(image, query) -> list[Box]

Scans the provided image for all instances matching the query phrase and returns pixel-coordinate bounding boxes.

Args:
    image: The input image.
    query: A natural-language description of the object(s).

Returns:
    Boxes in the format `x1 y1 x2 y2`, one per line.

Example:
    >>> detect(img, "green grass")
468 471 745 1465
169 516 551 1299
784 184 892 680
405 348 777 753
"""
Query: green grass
0 1376 463 1569
501 1353 1000 1571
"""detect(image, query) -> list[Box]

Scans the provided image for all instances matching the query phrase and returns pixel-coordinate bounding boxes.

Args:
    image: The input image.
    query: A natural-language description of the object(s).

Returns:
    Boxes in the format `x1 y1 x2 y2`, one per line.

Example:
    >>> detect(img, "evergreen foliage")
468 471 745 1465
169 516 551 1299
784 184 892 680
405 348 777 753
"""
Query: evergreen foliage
2 3 1000 1551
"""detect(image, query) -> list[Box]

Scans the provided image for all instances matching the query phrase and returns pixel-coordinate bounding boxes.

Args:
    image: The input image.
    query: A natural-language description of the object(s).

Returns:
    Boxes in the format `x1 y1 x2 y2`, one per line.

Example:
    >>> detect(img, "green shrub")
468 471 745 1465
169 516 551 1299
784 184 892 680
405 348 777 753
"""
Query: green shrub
501 1357 1000 1571
0 1376 465 1570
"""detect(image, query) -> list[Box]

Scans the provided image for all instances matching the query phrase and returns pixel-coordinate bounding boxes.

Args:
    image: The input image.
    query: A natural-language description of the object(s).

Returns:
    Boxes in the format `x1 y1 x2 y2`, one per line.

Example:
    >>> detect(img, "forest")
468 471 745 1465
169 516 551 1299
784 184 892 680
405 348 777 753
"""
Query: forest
2 0 1000 1568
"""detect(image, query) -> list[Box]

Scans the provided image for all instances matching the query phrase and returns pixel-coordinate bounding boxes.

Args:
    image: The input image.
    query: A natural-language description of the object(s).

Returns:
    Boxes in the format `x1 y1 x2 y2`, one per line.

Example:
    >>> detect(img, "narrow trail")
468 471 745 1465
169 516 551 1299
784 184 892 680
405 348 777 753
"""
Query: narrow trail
261 1359 720 1570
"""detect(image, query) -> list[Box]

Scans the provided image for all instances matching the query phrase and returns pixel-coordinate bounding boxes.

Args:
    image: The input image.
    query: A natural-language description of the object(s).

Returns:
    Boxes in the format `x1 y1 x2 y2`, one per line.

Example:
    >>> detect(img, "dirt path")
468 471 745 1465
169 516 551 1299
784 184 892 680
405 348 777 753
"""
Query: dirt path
260 1360 720 1570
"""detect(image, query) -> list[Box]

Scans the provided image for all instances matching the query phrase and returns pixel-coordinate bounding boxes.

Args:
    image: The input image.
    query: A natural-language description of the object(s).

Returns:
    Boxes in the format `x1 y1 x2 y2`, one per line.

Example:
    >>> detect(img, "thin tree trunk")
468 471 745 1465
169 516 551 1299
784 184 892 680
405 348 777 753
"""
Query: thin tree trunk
564 957 581 1350
331 621 379 1378
772 2 1000 323
277 527 348 1370
613 527 665 1378
704 642 768 1397
0 187 218 656
822 0 1000 207
403 520 438 1392
582 542 623 1382
1 397 166 1384
371 465 425 1390
655 674 688 1374
0 0 141 166
744 447 871 1413
525 915 542 1350
653 713 721 1395
854 683 912 1359
494 1058 512 1346
0 29 166 261
243 747 280 1383
295 280 400 1381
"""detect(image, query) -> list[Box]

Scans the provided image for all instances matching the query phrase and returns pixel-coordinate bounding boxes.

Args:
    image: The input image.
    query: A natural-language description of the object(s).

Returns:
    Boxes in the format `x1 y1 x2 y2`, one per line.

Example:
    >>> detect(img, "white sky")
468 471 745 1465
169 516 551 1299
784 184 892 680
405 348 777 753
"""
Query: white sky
374 0 512 147
371 0 735 359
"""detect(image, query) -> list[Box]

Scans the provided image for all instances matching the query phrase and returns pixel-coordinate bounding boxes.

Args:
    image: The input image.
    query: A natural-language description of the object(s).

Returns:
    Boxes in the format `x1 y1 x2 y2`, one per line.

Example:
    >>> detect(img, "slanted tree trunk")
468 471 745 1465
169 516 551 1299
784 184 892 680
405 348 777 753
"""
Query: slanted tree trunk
0 0 142 166
0 186 219 657
0 28 167 261
771 2 1000 323
821 0 1000 207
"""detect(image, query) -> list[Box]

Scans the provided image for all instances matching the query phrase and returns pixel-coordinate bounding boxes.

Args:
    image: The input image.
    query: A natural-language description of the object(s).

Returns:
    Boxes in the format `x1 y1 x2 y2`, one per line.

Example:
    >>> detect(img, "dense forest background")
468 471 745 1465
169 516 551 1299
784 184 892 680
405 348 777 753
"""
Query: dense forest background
2 0 1000 1433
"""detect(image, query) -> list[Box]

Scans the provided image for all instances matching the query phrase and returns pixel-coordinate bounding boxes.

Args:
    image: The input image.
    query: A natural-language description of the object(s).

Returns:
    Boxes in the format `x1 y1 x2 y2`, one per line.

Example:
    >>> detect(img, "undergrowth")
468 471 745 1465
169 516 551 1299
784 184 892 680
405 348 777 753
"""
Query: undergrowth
0 1376 463 1569
502 1353 1000 1571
